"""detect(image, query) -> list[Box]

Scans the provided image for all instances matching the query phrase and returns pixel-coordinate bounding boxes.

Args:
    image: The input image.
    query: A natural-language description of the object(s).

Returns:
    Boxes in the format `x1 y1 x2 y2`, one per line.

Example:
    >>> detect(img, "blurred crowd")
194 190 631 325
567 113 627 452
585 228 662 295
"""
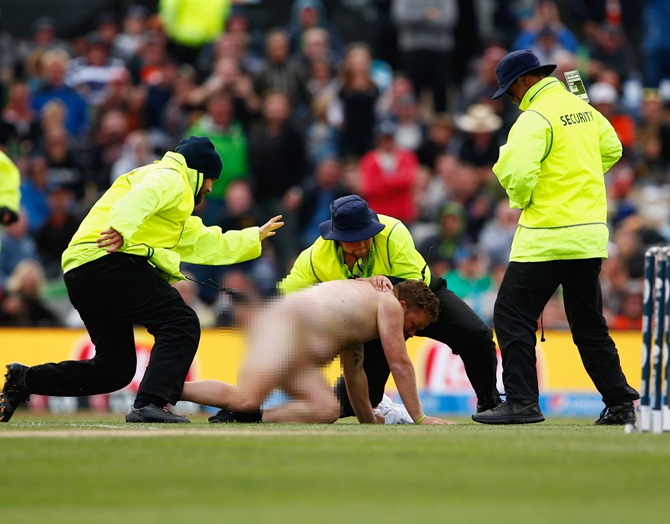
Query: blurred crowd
0 0 668 332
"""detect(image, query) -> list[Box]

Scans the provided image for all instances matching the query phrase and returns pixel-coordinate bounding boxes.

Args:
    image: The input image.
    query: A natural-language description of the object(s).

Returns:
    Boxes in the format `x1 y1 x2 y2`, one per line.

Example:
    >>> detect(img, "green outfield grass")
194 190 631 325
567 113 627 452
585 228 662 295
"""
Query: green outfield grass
1 414 667 524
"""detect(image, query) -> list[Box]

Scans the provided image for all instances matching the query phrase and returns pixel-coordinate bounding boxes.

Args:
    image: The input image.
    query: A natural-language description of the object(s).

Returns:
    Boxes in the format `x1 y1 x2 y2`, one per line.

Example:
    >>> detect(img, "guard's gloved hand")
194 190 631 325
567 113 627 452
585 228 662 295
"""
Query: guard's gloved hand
0 207 18 225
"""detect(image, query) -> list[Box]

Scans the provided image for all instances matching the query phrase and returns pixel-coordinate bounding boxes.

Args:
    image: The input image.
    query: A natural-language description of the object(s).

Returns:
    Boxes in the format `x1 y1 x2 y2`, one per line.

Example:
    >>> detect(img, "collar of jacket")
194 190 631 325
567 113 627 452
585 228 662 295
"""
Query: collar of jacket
519 77 565 111
160 151 203 197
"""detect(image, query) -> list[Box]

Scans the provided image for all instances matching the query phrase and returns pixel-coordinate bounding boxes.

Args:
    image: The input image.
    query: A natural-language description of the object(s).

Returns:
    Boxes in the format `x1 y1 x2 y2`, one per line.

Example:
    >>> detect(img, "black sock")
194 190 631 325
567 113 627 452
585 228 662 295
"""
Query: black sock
233 409 263 423
134 394 166 409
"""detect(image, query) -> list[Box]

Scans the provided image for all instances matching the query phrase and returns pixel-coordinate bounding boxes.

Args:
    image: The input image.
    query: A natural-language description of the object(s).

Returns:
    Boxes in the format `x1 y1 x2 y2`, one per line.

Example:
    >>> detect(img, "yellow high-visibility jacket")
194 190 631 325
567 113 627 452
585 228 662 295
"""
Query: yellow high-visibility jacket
62 152 261 283
493 77 622 262
159 0 231 47
0 151 20 215
279 215 429 295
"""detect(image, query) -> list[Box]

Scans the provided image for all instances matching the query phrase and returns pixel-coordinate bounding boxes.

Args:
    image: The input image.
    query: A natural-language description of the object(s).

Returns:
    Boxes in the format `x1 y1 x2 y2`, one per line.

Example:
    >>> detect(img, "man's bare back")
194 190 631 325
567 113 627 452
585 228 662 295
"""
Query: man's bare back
254 279 392 363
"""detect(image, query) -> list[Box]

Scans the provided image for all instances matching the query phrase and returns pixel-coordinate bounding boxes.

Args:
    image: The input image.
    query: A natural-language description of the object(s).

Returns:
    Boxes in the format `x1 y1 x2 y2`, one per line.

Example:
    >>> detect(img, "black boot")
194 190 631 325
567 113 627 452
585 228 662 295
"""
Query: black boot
472 399 544 424
0 363 30 422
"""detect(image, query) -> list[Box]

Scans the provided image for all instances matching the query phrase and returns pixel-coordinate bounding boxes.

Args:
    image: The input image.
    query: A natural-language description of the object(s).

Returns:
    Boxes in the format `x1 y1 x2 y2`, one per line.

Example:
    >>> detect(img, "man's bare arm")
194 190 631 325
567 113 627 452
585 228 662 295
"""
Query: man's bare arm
341 344 378 424
377 295 452 425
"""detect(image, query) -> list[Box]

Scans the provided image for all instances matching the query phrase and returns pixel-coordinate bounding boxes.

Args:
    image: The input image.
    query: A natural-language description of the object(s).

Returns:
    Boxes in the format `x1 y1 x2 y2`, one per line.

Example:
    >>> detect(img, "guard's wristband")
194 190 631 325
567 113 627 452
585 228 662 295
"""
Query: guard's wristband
415 414 427 425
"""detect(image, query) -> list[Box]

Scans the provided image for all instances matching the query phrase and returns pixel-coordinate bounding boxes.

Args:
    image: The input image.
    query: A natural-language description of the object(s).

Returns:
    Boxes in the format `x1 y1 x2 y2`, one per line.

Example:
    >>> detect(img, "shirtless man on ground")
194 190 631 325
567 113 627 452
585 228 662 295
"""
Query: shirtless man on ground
180 278 451 425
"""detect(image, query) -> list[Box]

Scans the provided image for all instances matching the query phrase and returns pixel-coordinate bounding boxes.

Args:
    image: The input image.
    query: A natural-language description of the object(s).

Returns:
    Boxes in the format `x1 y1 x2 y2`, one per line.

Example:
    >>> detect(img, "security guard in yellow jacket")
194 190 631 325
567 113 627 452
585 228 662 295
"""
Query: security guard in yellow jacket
209 194 500 423
0 136 283 424
472 50 639 425
0 150 20 229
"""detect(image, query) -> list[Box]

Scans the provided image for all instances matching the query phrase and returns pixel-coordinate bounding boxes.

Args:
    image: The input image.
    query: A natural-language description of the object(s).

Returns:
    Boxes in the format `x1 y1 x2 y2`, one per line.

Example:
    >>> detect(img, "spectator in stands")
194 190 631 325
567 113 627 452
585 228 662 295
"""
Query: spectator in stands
184 89 250 225
113 5 151 64
452 103 504 170
196 31 264 82
642 0 670 89
88 109 130 193
610 280 643 330
586 22 637 84
18 16 70 69
96 67 145 133
41 125 88 204
392 93 426 153
160 64 198 146
415 113 455 171
110 130 159 184
512 0 579 55
0 11 18 86
34 184 81 280
443 244 496 326
287 0 345 62
392 0 458 113
128 30 169 88
333 43 380 159
65 31 126 107
635 88 670 183
528 24 571 66
447 160 496 242
248 89 307 274
418 200 472 277
478 199 520 268
359 120 419 225
418 152 459 223
2 80 39 151
253 29 311 129
377 71 414 122
19 155 50 235
0 259 60 327
188 55 260 128
589 82 637 161
32 49 89 137
0 210 39 290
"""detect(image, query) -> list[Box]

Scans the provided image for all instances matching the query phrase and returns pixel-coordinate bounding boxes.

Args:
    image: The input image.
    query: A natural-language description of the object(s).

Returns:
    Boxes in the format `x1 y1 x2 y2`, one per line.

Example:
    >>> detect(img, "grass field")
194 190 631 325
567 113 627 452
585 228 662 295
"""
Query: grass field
1 413 668 524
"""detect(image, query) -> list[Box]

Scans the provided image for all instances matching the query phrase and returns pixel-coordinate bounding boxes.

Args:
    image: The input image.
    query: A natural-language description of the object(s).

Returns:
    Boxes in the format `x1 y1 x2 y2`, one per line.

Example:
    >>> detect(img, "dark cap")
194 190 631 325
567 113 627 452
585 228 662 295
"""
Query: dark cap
33 16 55 34
175 136 223 180
126 5 150 19
492 49 556 100
319 195 385 242
376 119 397 138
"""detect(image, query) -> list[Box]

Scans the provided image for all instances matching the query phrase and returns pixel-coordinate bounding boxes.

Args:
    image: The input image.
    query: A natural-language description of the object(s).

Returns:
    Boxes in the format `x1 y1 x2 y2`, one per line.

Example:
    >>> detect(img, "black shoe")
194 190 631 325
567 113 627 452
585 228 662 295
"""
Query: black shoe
476 392 503 413
125 404 190 423
0 363 30 422
472 399 545 425
208 409 236 423
594 402 635 425
208 409 263 423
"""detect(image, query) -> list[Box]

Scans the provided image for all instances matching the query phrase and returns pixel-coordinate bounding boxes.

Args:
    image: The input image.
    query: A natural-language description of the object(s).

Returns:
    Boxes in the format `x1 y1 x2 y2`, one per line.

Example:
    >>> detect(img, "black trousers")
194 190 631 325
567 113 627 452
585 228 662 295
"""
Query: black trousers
336 276 499 417
26 253 200 406
494 259 639 406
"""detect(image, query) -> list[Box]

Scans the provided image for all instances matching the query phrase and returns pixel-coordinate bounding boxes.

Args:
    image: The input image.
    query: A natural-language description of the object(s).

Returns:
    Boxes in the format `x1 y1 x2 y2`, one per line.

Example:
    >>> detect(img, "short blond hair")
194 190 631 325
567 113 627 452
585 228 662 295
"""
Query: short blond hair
395 280 439 323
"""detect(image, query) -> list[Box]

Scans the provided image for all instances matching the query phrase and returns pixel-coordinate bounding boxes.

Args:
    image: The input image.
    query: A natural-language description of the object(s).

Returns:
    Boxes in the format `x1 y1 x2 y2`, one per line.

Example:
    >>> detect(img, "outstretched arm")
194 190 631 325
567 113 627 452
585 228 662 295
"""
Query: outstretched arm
259 215 284 241
342 344 379 424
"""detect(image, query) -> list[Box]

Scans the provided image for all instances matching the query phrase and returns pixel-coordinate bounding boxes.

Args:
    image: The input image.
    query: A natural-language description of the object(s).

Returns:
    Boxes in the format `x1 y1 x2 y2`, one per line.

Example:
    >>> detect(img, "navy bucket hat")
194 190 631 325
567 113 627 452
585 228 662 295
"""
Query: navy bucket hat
319 195 385 242
492 49 557 100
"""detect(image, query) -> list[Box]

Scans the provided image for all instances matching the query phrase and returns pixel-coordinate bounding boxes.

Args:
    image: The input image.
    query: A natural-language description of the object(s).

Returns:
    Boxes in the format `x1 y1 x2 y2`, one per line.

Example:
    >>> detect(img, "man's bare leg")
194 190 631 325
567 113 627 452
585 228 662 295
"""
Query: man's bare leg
261 368 340 423
181 380 238 409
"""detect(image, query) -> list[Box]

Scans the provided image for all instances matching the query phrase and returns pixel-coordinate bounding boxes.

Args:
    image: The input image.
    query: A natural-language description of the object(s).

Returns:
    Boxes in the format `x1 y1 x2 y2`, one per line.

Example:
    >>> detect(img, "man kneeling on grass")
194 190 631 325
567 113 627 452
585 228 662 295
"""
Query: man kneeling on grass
181 278 452 425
